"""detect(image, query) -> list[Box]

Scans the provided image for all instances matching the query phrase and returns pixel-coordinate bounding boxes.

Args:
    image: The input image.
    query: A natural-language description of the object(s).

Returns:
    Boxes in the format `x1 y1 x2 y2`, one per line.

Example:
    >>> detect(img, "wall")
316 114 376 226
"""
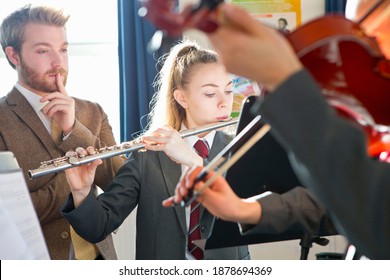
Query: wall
182 0 327 48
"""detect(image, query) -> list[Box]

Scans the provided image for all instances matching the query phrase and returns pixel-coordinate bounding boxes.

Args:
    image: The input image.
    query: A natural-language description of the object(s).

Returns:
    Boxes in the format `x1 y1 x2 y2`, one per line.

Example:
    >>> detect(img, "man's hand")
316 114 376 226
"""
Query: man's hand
41 73 75 135
65 146 102 207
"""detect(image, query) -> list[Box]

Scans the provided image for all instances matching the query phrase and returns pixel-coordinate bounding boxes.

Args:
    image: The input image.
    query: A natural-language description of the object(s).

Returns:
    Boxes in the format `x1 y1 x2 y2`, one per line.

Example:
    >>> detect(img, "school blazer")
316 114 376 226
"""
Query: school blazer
62 131 250 260
0 88 123 259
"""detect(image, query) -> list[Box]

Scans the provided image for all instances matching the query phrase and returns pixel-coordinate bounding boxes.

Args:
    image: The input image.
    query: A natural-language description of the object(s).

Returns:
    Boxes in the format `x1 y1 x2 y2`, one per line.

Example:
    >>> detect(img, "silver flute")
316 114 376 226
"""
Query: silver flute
28 118 238 179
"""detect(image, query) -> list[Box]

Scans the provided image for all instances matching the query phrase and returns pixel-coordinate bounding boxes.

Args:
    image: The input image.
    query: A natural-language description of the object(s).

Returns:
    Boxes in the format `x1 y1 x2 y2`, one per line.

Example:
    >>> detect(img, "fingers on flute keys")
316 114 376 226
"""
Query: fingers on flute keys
67 146 96 164
69 146 96 157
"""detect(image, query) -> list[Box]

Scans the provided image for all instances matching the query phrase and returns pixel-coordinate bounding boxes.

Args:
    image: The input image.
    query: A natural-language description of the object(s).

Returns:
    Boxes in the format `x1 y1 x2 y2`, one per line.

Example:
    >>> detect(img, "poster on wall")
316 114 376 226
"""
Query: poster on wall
231 0 302 33
228 1 302 116
231 76 261 117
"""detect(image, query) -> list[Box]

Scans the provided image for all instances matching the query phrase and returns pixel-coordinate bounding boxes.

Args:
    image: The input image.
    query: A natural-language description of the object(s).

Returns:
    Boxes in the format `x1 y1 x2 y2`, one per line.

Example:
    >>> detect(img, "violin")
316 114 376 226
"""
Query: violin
285 14 390 159
139 0 390 160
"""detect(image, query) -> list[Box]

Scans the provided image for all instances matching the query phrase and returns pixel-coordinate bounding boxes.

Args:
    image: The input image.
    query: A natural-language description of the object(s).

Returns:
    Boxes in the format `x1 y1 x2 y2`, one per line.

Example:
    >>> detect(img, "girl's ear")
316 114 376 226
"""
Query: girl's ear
173 88 188 109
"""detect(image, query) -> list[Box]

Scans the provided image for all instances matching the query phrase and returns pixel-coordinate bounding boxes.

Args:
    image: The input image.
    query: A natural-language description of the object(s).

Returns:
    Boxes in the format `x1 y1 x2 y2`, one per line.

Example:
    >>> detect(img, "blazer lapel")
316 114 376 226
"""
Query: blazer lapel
157 131 231 235
199 131 231 218
208 130 230 159
158 152 187 234
7 88 58 157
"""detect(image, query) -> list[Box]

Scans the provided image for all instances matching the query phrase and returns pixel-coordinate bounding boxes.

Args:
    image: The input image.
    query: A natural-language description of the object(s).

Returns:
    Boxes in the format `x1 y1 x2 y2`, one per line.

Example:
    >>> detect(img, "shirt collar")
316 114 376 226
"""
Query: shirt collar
181 123 216 149
15 83 49 113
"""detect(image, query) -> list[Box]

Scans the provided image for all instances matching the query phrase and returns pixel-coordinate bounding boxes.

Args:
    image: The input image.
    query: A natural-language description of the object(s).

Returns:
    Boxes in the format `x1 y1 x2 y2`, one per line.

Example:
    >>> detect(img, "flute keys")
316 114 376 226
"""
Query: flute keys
66 151 79 165
86 146 97 155
69 156 79 165
75 147 88 157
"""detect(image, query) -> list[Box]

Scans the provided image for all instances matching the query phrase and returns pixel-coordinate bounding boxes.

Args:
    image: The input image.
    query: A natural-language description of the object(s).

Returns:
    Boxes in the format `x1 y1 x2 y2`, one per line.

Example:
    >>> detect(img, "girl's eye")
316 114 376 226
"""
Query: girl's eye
225 90 233 95
205 93 216 97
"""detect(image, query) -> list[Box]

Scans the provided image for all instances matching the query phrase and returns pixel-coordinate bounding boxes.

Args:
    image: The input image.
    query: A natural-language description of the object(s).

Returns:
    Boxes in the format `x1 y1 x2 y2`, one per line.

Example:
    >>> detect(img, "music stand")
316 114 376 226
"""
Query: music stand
194 96 336 259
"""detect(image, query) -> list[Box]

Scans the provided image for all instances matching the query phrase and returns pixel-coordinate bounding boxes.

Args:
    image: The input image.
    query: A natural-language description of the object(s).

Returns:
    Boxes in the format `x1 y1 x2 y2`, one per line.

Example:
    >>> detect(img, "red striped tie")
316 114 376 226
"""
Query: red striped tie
189 140 209 260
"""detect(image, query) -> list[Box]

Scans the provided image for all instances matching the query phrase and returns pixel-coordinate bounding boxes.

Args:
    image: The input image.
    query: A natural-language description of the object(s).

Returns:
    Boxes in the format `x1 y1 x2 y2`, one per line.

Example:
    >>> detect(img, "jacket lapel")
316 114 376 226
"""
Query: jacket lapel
208 130 230 159
199 131 231 218
157 131 232 236
7 88 58 158
158 152 187 234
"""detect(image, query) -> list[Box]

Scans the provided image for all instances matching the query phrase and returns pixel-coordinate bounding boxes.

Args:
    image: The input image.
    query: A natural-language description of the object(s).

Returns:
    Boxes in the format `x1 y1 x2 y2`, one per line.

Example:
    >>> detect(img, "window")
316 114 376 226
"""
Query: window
0 0 120 141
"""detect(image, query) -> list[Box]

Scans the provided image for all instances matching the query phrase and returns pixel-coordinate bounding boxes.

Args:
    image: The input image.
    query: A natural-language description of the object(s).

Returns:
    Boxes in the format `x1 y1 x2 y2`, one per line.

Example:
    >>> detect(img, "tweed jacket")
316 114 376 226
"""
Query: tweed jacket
0 87 124 259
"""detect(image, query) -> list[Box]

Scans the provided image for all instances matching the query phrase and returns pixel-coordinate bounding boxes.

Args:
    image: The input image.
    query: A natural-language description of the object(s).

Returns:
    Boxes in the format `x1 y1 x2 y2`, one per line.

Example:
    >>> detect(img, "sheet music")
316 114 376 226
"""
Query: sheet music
0 170 50 260
0 196 34 259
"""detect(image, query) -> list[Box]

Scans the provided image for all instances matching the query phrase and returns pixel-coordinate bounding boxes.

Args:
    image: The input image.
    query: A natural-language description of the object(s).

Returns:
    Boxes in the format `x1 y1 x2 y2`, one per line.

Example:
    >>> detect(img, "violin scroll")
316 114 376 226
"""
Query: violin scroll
138 0 224 37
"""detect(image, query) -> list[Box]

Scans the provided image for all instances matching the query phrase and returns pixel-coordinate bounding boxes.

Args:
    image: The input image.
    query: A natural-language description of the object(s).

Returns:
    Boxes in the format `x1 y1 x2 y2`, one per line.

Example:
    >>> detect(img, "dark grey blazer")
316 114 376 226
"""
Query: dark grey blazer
62 131 250 260
244 187 336 237
0 88 122 259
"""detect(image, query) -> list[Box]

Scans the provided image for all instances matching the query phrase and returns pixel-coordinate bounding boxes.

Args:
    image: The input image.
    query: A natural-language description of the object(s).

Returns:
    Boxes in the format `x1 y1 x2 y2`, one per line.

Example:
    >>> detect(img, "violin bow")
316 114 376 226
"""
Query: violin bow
176 115 271 207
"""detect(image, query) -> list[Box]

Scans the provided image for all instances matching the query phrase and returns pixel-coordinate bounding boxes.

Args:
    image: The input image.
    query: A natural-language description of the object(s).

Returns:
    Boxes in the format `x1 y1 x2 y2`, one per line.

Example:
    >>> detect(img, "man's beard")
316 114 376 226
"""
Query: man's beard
20 59 68 93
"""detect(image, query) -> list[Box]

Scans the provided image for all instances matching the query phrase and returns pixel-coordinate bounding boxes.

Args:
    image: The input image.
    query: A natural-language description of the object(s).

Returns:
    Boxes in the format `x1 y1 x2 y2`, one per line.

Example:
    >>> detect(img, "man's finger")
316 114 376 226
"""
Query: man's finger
56 73 67 95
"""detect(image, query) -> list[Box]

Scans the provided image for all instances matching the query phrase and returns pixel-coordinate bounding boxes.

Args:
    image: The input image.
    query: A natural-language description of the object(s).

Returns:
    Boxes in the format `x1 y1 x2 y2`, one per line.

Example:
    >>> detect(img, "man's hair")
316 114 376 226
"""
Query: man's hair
0 4 69 68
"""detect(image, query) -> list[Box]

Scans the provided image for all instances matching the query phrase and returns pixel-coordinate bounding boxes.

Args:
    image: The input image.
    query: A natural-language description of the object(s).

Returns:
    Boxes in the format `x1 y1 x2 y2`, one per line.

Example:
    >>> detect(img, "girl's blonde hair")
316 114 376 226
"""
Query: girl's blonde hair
145 40 219 133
